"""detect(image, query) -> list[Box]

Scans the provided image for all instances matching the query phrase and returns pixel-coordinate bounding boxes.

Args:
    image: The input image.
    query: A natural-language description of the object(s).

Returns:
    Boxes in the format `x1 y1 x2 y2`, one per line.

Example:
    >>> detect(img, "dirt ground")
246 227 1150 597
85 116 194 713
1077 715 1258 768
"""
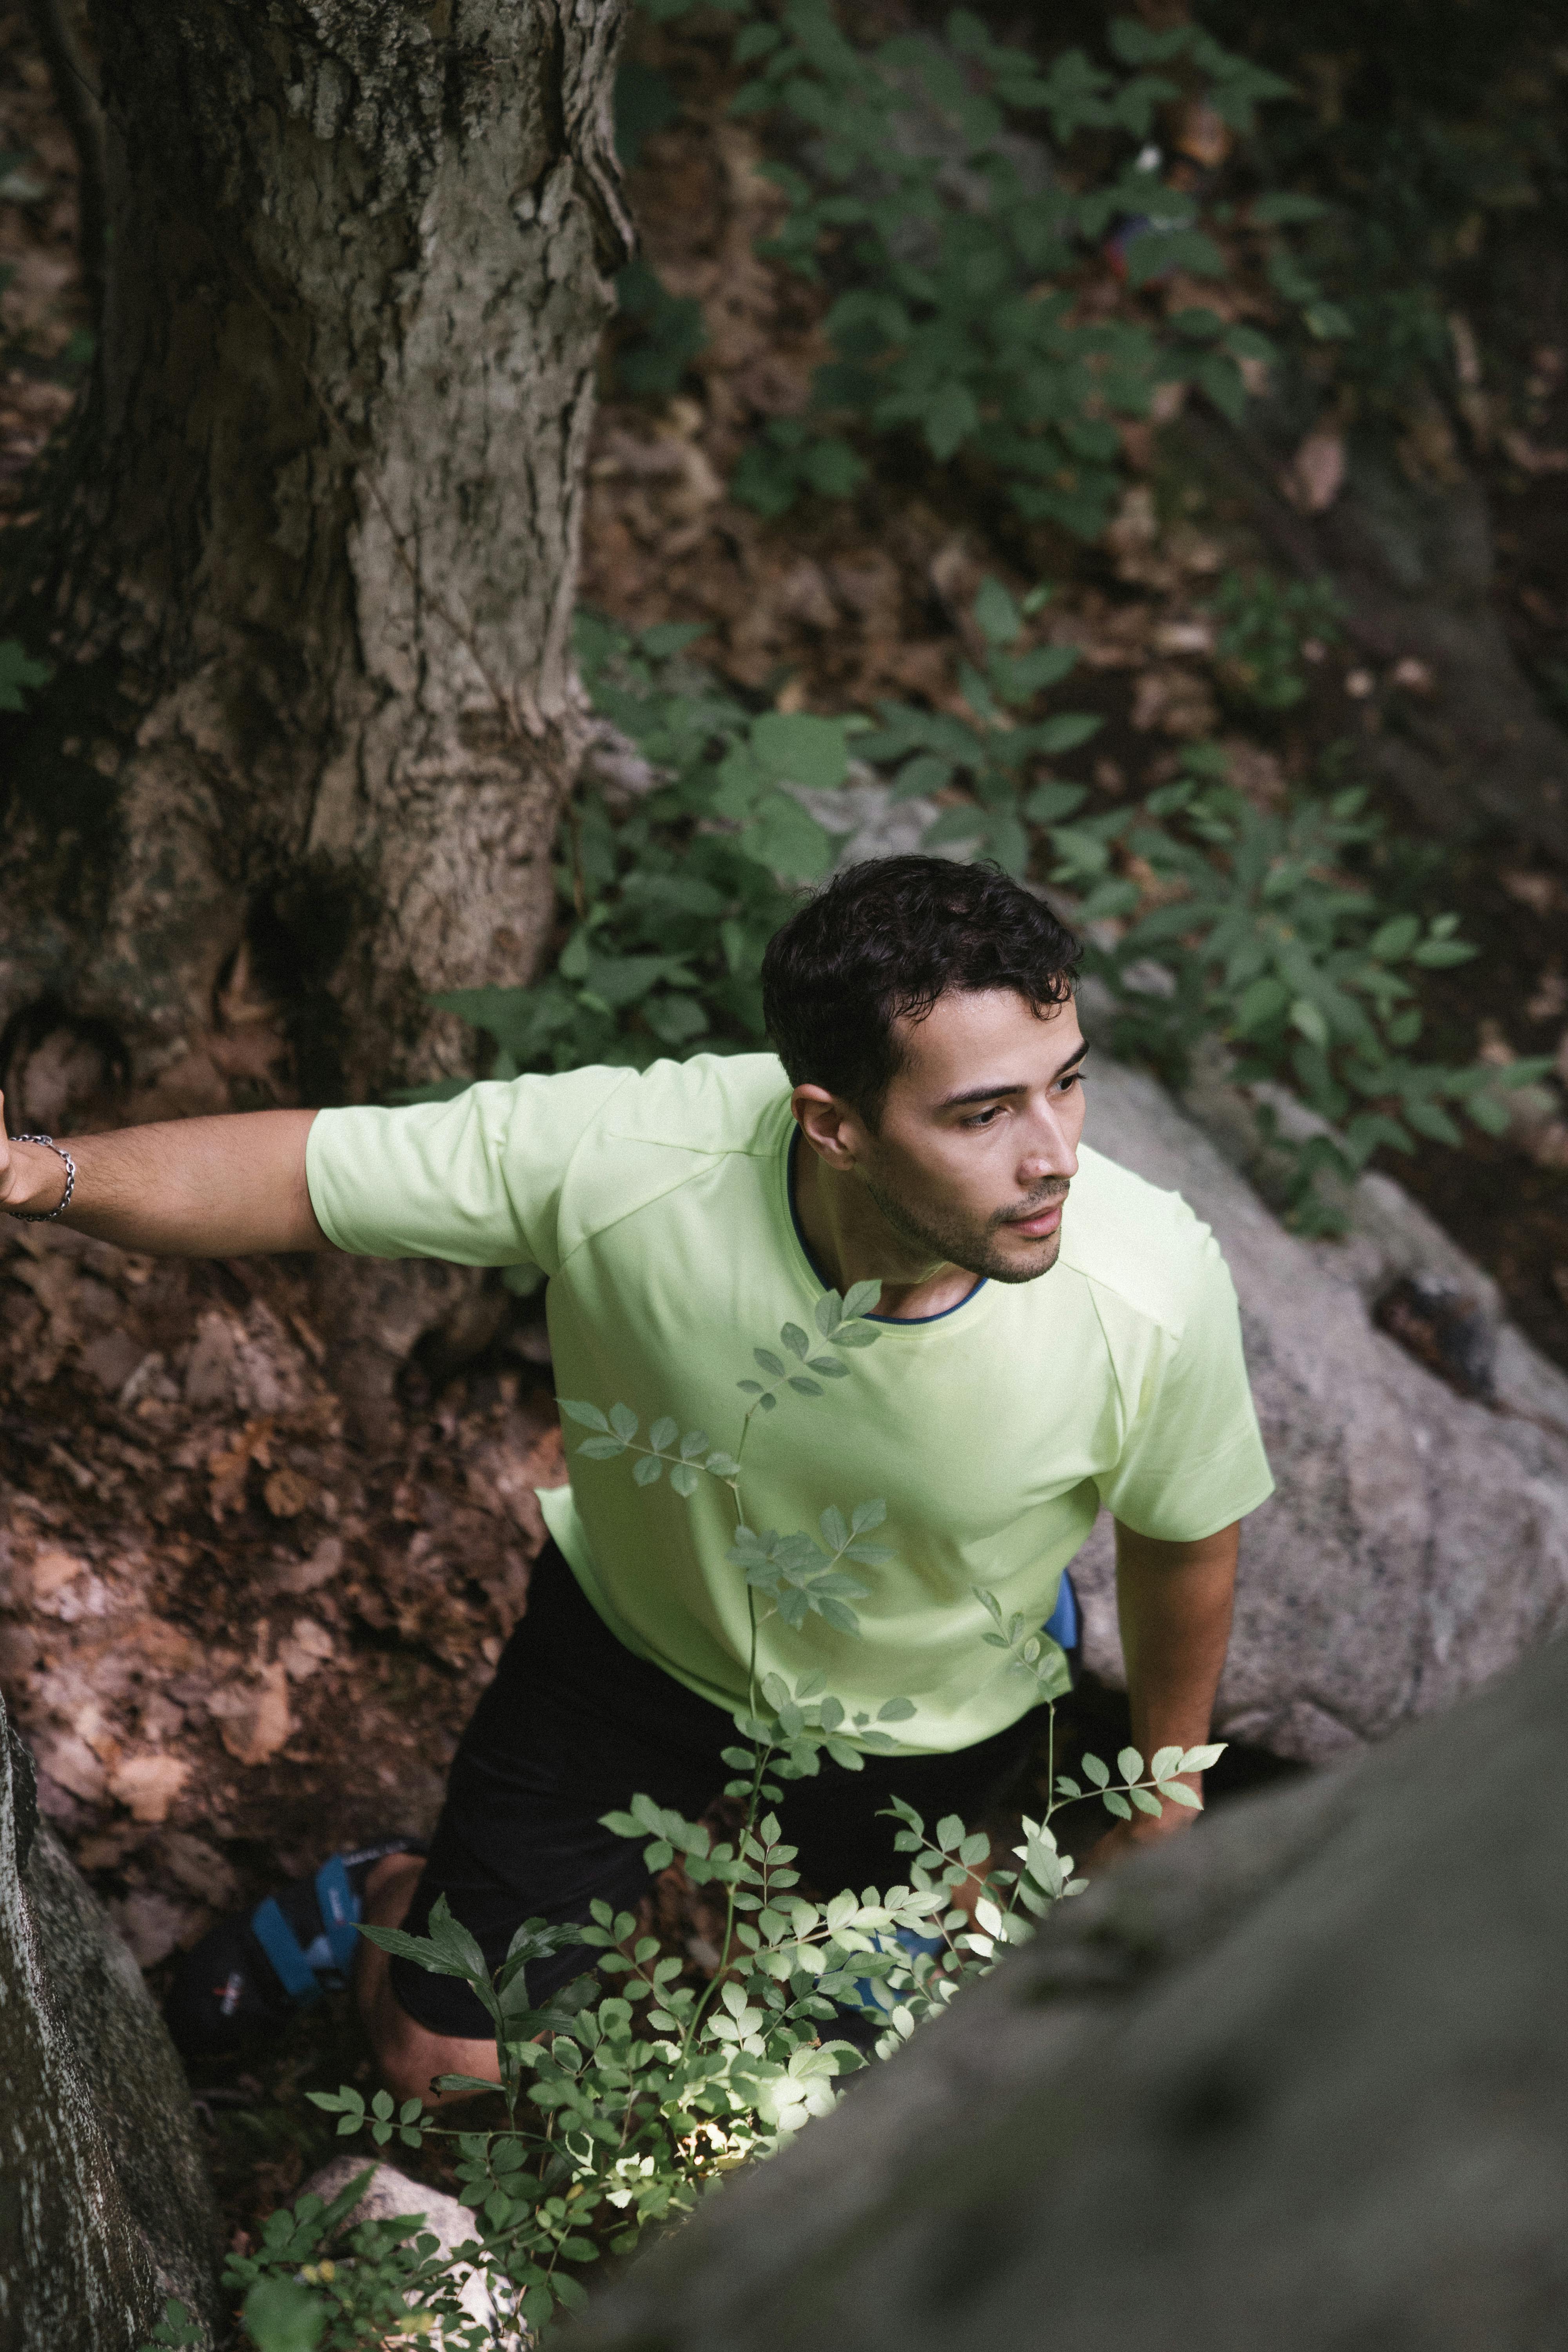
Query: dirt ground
1 0 1565 2260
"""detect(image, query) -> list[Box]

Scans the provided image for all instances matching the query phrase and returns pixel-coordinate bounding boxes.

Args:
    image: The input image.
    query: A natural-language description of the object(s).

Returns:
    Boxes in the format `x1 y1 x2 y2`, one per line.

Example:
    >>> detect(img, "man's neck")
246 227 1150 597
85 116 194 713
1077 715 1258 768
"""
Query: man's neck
791 1134 980 1323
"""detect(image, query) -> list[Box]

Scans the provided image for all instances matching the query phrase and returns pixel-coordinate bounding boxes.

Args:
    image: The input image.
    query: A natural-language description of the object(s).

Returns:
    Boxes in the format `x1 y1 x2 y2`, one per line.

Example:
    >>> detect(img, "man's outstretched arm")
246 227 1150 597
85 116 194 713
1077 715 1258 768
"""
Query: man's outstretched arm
0 1091 333 1257
1079 1517 1239 1871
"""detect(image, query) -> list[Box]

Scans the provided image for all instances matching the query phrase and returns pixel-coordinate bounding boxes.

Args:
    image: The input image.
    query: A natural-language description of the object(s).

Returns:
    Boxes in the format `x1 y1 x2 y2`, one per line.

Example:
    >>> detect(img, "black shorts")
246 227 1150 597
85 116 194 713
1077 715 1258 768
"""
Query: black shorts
390 1539 1047 2040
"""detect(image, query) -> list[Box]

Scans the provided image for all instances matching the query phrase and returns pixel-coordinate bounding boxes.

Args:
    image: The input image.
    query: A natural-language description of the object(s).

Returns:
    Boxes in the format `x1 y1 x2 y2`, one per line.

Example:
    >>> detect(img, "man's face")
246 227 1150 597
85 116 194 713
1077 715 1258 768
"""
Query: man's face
853 987 1088 1283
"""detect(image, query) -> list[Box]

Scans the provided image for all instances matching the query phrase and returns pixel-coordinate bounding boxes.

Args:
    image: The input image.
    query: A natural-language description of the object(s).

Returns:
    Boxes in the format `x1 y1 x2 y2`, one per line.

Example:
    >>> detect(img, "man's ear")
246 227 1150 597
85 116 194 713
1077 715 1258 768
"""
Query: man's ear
791 1084 863 1172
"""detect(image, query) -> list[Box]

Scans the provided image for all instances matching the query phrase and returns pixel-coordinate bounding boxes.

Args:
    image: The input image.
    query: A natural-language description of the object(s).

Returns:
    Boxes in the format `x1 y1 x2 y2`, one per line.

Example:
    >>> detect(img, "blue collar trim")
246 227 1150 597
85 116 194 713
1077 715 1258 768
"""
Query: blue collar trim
785 1131 988 1327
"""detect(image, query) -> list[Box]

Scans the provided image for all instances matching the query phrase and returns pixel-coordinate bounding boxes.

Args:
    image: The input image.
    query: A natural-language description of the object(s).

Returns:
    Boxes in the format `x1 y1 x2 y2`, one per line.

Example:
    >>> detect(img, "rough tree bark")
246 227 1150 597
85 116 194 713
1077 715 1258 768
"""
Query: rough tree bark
0 0 630 1111
1 1699 219 2351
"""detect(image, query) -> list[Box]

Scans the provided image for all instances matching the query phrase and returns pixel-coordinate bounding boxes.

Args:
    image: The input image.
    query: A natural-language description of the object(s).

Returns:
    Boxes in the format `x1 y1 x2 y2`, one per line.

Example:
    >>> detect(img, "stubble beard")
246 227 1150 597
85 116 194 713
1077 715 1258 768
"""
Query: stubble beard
860 1168 1071 1286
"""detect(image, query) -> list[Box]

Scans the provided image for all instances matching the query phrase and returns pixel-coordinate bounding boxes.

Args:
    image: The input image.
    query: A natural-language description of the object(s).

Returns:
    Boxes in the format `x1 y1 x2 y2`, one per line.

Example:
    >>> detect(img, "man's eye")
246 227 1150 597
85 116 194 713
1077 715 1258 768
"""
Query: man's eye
963 1107 1002 1129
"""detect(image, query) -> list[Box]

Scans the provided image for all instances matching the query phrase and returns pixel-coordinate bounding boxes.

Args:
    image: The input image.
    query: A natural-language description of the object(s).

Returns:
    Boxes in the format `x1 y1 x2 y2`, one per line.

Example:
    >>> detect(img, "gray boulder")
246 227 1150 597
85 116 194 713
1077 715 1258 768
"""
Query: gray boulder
1191 406 1568 864
566 1630 1568 2352
0 1693 218 2352
1068 1053 1568 1760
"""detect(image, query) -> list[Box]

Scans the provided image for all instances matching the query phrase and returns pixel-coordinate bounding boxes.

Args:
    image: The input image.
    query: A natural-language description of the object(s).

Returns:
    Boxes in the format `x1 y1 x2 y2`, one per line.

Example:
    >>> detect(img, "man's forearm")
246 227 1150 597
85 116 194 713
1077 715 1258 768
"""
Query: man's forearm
1114 1519 1238 1780
0 1104 334 1257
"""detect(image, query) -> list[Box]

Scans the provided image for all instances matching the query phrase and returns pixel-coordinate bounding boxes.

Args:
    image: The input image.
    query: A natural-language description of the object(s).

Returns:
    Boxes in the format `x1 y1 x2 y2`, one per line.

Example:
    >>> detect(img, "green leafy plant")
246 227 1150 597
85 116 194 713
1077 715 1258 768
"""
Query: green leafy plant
854 575 1107 882
429 592 1545 1233
1207 3 1561 402
0 637 51 713
1093 746 1553 1228
150 1290 1210 2348
1210 568 1345 712
141 2166 483 2348
615 5 1344 535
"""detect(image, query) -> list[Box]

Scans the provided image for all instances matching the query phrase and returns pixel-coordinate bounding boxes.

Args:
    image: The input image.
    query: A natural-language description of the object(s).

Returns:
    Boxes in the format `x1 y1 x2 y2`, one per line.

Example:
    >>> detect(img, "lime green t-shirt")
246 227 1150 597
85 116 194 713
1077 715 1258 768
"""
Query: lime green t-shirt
306 1054 1273 1754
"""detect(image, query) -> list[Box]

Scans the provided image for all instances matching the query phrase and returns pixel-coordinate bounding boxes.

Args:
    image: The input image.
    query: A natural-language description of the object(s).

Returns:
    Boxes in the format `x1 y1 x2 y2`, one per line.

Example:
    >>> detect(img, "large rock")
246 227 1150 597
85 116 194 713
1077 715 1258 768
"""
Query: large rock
1188 407 1568 863
1065 1051 1568 1761
566 1631 1568 2352
0 1694 218 2352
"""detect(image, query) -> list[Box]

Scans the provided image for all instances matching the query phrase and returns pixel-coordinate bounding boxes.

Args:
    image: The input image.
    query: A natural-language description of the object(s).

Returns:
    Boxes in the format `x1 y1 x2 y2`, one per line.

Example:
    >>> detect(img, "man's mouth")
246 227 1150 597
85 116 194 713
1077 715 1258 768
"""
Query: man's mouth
999 1190 1069 1238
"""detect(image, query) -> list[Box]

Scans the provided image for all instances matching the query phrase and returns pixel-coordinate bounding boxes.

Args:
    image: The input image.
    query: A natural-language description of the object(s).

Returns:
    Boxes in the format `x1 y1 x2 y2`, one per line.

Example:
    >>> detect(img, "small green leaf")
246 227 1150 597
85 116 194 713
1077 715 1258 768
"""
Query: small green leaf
973 577 1022 647
0 639 51 715
558 1399 610 1432
1369 914 1420 962
242 2277 326 2352
1033 711 1103 755
752 710 850 791
1290 996 1329 1049
1025 780 1089 826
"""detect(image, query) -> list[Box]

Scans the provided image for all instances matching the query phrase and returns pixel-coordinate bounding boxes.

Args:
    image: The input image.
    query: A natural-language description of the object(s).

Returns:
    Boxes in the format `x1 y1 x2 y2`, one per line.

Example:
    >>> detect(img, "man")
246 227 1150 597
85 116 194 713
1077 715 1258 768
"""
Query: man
0 857 1272 2100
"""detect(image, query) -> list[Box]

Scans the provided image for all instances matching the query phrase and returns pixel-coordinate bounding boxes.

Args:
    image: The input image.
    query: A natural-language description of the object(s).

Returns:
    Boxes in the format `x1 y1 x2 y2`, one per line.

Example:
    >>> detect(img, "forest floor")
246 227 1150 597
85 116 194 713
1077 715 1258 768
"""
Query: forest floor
2 0 1566 2267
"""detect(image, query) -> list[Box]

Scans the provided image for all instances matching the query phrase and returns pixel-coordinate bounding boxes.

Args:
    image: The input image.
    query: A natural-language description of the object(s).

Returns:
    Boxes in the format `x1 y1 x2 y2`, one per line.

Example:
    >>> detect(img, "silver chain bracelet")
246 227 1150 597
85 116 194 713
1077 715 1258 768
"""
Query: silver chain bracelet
6 1133 76 1223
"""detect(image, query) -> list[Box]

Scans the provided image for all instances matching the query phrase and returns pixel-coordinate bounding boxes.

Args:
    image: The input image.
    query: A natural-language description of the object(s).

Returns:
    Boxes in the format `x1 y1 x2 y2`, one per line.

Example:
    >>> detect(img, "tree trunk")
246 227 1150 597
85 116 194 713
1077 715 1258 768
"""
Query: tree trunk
0 0 630 1111
1 1704 220 2351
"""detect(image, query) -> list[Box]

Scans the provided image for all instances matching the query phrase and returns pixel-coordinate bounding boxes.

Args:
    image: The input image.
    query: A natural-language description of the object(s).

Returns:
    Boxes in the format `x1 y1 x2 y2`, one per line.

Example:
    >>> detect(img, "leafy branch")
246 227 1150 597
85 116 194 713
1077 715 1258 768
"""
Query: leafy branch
619 4 1340 535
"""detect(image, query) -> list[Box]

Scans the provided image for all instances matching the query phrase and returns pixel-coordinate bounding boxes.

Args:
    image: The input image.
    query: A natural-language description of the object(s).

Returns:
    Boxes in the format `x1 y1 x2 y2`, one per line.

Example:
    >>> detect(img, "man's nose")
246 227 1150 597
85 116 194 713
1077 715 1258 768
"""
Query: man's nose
1019 1104 1079 1182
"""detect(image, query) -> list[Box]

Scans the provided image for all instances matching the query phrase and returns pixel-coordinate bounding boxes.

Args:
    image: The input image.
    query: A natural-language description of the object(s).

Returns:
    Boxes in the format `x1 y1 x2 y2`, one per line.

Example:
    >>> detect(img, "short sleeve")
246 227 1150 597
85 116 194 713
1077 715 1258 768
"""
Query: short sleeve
1094 1236 1274 1542
305 1066 633 1271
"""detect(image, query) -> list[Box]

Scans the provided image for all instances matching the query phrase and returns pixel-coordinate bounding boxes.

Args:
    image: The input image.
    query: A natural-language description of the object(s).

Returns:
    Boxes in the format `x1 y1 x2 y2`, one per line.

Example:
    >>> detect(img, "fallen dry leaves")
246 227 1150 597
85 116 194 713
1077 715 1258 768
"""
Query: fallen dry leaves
0 1216 563 1967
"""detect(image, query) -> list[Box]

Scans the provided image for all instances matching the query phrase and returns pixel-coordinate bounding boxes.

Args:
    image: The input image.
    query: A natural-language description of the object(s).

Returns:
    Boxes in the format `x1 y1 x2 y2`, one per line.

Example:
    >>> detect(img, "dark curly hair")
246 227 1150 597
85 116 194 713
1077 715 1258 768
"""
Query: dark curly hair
761 856 1082 1122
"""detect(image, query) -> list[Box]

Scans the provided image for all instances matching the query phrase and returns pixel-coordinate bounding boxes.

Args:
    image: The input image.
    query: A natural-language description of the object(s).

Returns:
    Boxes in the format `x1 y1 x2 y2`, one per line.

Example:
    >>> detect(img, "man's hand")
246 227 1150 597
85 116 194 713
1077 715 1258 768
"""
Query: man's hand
1075 1518 1238 1881
0 1086 335 1258
0 1101 70 1218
